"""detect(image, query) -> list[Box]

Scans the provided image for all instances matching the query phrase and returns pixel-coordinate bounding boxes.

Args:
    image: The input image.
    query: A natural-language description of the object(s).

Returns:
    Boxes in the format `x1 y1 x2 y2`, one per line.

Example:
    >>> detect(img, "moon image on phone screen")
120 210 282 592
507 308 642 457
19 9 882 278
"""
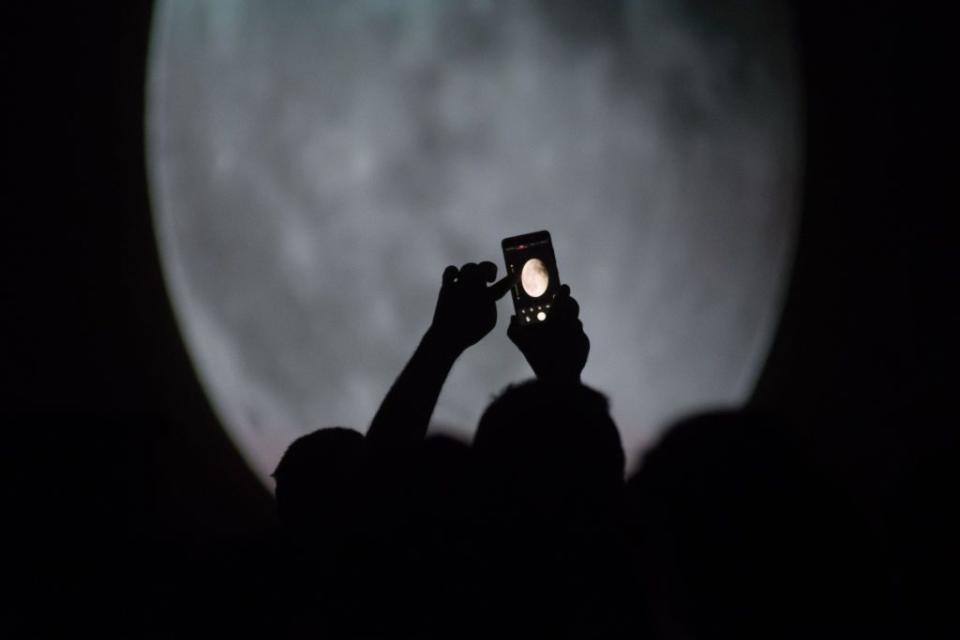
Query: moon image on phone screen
521 259 549 298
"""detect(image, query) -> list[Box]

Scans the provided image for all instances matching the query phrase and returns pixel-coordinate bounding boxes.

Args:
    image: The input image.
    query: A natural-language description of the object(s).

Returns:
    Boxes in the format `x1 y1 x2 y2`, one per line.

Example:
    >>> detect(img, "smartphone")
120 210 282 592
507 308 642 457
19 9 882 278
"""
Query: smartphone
501 230 561 326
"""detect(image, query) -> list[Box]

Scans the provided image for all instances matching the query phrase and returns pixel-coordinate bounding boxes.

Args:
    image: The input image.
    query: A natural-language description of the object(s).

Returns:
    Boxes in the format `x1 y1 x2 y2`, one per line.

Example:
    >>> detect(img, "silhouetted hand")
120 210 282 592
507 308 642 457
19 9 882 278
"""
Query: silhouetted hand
428 261 516 355
370 262 516 446
507 284 589 383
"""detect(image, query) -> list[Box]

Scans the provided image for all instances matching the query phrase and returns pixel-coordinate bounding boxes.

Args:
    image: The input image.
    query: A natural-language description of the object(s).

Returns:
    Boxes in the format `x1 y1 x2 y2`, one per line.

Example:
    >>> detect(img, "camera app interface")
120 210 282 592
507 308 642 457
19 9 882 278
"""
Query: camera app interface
503 235 560 326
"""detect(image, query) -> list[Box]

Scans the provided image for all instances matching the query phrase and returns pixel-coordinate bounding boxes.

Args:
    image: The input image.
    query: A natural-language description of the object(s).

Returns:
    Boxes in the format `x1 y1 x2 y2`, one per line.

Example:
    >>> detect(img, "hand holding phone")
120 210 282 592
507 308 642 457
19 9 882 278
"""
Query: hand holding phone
507 284 589 383
501 231 589 382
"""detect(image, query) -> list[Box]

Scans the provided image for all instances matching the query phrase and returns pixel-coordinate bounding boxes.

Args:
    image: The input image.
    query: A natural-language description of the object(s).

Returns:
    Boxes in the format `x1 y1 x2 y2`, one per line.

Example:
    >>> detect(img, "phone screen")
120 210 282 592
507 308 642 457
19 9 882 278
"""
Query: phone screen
501 230 560 326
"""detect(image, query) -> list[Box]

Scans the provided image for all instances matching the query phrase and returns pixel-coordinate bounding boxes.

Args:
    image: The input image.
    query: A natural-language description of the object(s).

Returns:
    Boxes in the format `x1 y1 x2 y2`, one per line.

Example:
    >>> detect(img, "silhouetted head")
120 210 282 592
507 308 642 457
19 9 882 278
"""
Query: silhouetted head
473 379 624 520
272 427 369 545
625 411 890 637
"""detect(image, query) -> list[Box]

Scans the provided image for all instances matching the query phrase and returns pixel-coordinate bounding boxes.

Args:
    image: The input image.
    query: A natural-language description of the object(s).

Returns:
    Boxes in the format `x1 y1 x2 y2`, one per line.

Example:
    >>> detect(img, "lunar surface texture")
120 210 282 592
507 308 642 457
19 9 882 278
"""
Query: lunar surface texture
147 1 801 483
522 259 550 298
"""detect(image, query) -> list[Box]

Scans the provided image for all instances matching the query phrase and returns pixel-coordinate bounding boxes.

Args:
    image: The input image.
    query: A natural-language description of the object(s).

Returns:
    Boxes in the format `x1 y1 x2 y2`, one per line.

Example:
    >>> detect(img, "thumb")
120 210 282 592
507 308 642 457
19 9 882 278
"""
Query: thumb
488 272 519 301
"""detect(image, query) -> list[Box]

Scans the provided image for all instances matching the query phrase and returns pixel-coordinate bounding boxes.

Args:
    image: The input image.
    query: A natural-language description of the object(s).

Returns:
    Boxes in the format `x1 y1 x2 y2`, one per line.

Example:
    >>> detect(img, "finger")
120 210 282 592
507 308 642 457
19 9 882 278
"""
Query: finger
478 261 498 283
550 284 574 317
487 273 517 301
442 265 459 286
551 301 580 327
459 262 480 283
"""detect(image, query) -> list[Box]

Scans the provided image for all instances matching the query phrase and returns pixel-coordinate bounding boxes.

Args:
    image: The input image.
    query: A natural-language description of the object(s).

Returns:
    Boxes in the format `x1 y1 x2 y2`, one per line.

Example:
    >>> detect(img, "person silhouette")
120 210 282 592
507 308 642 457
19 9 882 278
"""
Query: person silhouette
278 261 636 636
365 262 607 529
273 426 437 637
470 282 636 636
624 410 896 639
273 427 369 549
472 380 623 521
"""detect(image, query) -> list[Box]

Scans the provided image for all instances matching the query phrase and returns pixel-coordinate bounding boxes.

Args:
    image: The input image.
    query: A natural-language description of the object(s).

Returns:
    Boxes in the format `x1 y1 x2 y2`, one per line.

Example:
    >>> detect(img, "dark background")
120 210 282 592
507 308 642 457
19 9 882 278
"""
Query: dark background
2 2 953 636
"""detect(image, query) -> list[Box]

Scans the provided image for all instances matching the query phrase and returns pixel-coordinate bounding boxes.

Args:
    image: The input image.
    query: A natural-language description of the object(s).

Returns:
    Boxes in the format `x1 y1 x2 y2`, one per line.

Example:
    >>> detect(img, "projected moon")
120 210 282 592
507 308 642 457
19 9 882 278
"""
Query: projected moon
147 1 800 483
522 259 550 298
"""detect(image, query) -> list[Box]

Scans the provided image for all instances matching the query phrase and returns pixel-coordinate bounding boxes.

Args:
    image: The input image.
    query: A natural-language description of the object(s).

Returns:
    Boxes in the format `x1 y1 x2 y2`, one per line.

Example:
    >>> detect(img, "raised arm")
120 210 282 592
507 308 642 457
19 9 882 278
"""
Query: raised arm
367 261 515 448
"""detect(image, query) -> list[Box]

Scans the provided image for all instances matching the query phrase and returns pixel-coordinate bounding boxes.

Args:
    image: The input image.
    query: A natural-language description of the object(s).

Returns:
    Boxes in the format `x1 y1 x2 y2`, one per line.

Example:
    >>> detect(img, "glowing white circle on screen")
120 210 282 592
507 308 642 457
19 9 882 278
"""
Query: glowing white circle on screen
521 259 550 298
537 311 547 322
